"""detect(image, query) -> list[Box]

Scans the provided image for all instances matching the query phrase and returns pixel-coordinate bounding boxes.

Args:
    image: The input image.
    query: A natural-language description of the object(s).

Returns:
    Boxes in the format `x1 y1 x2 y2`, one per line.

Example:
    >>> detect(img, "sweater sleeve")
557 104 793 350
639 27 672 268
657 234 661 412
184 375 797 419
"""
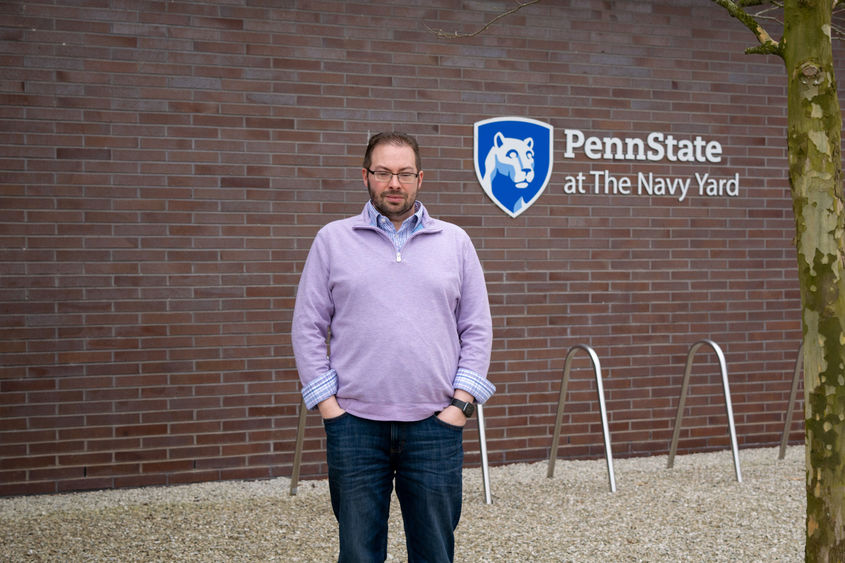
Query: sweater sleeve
453 233 495 403
290 231 336 408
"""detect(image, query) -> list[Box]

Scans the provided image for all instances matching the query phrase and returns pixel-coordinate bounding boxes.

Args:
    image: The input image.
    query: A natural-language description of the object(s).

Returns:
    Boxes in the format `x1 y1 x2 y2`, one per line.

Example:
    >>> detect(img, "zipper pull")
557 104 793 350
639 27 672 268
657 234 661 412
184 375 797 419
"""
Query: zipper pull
396 251 402 262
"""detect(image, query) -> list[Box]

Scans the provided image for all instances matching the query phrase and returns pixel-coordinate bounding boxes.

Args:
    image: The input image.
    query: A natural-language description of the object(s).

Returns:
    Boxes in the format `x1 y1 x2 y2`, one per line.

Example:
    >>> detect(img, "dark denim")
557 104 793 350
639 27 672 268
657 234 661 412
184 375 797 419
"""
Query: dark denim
324 412 464 563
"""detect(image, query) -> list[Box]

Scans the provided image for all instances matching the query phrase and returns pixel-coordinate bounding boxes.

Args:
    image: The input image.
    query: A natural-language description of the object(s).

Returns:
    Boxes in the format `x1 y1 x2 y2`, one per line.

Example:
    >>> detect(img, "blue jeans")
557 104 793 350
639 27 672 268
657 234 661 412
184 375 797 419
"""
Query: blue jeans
323 413 464 563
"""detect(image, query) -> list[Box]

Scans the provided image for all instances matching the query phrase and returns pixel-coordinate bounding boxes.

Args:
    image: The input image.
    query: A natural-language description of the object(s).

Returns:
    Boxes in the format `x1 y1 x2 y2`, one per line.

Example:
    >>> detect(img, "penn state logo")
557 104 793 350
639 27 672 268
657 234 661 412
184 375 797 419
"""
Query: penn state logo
474 117 553 218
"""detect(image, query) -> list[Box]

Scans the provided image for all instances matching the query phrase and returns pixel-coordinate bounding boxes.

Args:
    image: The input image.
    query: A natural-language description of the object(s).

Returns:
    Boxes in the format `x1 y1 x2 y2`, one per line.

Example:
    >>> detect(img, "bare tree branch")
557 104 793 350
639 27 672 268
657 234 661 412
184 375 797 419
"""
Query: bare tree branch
833 3 845 39
712 0 784 56
426 0 542 39
426 0 845 46
748 0 784 27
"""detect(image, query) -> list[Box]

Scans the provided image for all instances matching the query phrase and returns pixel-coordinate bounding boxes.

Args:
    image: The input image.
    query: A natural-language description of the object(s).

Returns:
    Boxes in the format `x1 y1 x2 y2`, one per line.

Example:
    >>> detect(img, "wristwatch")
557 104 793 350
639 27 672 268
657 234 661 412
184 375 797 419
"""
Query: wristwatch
449 398 475 418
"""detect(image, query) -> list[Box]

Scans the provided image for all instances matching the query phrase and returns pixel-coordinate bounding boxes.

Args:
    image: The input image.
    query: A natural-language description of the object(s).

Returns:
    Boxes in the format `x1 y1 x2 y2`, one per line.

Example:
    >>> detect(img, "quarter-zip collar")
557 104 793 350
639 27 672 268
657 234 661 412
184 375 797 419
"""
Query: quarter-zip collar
365 199 424 233
352 201 442 234
353 201 442 262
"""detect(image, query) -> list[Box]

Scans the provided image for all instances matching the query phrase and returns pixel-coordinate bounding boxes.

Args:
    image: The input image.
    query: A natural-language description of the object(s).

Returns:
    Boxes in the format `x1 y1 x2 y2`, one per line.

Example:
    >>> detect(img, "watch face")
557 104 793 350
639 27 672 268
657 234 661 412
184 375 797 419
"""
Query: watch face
464 402 475 417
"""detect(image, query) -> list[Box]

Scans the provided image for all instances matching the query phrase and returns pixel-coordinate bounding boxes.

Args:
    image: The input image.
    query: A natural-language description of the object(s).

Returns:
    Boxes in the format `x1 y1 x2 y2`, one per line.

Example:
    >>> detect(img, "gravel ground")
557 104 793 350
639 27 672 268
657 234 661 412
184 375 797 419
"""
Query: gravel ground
1 445 804 562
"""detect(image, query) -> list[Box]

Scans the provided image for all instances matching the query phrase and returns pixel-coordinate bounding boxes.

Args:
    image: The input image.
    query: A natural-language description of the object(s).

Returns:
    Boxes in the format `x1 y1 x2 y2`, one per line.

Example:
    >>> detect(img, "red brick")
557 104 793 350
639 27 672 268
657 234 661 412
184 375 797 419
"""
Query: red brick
0 0 812 496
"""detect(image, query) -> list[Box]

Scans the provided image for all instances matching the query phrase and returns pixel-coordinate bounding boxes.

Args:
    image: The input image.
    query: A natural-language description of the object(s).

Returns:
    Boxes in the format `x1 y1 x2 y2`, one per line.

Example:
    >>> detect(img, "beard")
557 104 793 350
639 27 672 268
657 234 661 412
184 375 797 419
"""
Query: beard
367 180 416 221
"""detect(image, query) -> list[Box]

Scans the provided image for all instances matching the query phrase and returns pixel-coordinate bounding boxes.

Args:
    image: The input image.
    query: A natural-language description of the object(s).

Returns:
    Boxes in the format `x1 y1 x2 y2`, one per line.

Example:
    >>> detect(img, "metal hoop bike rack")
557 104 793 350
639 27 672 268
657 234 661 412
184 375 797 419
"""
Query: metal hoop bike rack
547 344 617 493
289 399 494 504
779 342 803 460
667 339 742 482
289 397 308 496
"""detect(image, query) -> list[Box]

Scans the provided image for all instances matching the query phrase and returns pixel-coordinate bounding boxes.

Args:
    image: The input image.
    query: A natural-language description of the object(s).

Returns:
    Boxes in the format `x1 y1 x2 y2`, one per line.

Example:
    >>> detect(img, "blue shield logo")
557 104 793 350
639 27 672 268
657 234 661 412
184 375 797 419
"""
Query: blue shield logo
474 117 553 218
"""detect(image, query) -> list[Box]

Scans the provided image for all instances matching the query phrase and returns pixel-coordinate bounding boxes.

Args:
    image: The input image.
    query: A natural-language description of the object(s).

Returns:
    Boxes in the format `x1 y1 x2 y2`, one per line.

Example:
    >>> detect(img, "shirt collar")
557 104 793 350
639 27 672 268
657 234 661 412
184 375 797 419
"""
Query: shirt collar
366 200 424 231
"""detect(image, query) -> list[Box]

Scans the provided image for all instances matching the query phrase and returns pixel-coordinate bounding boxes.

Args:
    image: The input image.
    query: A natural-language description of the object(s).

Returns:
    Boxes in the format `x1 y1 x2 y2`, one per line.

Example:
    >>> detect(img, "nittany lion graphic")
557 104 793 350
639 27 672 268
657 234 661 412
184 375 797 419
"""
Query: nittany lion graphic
474 117 553 218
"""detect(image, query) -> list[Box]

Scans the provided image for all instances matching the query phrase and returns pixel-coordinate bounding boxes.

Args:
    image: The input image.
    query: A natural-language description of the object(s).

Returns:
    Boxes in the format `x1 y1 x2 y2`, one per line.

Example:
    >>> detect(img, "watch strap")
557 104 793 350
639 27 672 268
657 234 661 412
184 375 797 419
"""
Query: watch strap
449 398 475 418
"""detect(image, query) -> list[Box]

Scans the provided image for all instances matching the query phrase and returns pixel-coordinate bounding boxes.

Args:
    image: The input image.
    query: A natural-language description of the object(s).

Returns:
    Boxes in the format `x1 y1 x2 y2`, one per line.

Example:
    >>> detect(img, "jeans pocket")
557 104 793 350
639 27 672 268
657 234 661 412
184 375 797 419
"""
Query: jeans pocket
431 414 465 432
323 411 350 428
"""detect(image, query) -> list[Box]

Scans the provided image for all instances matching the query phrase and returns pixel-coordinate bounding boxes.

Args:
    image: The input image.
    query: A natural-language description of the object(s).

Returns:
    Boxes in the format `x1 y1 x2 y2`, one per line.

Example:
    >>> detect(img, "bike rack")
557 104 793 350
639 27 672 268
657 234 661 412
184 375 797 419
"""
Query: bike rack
667 339 742 482
779 342 803 460
476 403 492 504
547 344 617 493
289 399 494 504
289 397 308 496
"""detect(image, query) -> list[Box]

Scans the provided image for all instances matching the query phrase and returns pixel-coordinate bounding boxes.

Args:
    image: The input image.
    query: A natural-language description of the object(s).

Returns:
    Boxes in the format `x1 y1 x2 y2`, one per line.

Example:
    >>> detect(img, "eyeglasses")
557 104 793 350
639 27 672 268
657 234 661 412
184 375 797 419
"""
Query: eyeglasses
366 169 419 184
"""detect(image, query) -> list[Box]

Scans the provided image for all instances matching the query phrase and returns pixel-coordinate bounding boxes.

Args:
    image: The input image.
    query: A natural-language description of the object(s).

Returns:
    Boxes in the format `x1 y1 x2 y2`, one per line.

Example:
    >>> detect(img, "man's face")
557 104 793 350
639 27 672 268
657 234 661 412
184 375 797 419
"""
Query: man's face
362 142 423 225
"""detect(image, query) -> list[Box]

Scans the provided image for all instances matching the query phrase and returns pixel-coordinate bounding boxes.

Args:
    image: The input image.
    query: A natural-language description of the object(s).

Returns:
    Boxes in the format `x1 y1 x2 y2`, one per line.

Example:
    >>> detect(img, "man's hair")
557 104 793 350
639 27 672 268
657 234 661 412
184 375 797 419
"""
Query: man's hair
362 131 422 171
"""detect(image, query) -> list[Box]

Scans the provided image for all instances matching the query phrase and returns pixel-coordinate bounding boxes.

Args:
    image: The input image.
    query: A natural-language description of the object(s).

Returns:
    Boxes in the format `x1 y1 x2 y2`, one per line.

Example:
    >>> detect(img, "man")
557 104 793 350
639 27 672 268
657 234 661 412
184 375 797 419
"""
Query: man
291 131 494 562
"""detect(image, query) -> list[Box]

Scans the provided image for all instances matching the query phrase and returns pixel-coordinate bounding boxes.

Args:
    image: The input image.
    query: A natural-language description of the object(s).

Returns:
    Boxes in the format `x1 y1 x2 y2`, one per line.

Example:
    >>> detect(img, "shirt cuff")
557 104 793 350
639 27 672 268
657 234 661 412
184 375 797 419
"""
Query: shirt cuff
453 367 496 404
301 369 338 409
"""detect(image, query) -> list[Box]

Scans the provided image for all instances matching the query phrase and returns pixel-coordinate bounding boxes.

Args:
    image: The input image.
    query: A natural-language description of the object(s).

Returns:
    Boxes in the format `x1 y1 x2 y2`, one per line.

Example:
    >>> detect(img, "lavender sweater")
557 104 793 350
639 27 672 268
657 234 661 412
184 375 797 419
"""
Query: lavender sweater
291 204 494 421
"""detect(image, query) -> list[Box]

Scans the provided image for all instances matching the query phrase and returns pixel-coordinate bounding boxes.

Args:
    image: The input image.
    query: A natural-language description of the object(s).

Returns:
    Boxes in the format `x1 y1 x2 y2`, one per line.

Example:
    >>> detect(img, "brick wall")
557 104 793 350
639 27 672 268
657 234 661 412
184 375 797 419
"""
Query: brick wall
0 0 828 495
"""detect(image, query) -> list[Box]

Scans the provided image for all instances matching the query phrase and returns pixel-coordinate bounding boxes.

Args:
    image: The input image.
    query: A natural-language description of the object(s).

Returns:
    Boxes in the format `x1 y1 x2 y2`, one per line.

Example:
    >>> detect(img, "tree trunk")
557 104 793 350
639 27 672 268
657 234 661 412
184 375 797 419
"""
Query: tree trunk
783 1 845 560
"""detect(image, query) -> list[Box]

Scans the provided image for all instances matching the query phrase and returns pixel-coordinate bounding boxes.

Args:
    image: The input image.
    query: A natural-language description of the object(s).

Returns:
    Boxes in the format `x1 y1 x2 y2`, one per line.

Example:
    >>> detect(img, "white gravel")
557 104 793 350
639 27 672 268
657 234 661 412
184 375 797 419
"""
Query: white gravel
0 445 805 562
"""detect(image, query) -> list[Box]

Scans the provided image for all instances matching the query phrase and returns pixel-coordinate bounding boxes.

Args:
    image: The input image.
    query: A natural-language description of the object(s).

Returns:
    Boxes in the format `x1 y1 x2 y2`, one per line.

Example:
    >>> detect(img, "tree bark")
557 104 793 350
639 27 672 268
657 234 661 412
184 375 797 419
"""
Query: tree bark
782 1 845 560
